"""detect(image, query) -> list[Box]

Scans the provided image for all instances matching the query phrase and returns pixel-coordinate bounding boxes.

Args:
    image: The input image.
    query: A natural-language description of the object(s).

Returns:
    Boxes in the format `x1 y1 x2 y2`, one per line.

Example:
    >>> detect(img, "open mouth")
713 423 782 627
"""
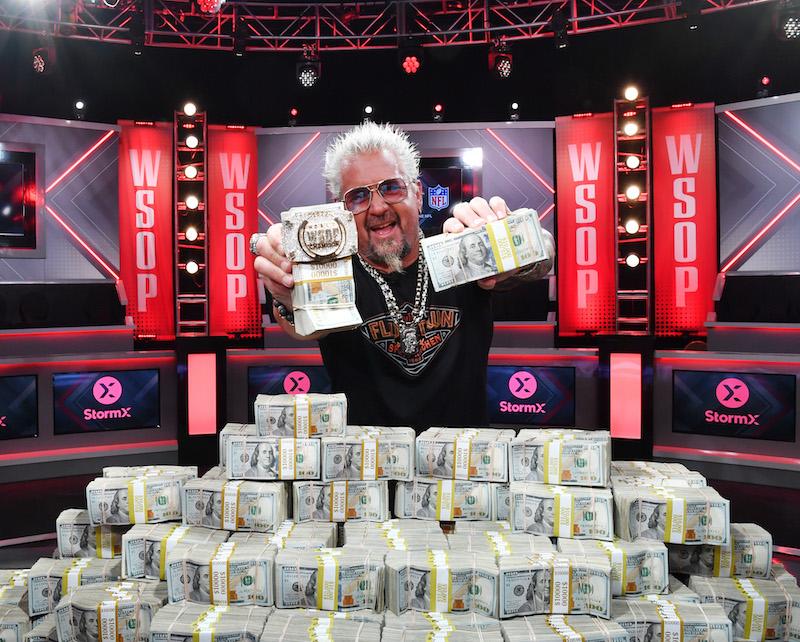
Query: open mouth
369 219 398 238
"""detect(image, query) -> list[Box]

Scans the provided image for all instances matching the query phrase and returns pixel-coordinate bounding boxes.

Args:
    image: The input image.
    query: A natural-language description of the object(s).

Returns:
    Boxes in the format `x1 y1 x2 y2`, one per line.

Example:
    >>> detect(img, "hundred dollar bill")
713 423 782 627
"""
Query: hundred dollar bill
614 484 730 545
254 393 347 438
395 479 494 521
218 423 258 466
454 521 511 534
281 203 358 263
273 548 384 611
261 615 381 642
611 600 733 642
293 481 389 523
501 615 628 642
416 428 514 482
510 482 614 540
617 574 700 604
0 585 26 611
447 532 553 558
385 550 499 617
611 461 707 488
384 610 500 632
224 435 320 480
24 613 56 642
383 629 502 642
0 572 28 589
557 538 668 596
28 558 122 617
0 605 29 642
291 257 363 336
102 466 197 480
771 562 798 588
150 603 271 642
510 429 610 486
86 477 184 526
421 208 549 292
321 426 414 482
181 478 288 532
56 509 125 559
668 524 772 579
228 520 337 549
493 483 510 521
266 608 384 626
343 520 448 552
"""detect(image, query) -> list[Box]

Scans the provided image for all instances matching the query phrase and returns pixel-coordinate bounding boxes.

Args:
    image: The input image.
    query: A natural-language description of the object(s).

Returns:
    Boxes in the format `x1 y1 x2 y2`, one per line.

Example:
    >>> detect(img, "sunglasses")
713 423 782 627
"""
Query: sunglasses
342 177 409 215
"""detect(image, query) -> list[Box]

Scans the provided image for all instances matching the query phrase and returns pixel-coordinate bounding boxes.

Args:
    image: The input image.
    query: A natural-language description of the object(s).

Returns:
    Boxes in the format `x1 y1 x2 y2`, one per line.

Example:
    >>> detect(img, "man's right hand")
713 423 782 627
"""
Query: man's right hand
253 223 294 308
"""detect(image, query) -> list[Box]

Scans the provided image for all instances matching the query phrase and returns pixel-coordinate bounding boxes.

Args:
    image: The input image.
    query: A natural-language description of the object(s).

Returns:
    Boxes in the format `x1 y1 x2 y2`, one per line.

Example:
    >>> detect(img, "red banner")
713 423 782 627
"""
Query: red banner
652 104 717 336
207 127 261 338
555 114 617 336
118 122 175 340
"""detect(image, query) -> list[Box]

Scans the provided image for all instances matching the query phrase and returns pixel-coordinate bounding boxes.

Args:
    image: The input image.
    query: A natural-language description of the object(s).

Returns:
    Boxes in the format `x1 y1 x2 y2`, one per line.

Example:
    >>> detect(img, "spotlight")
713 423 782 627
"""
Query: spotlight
757 75 771 98
622 121 638 137
185 195 199 210
399 38 423 74
624 219 640 234
625 155 641 169
510 101 520 121
185 226 199 242
185 135 199 149
625 253 641 268
75 100 85 111
364 105 374 116
549 10 570 49
186 261 199 275
433 103 444 122
489 40 513 78
461 148 483 168
32 47 54 75
183 102 197 117
625 185 641 201
184 165 198 180
289 107 298 126
777 1 800 39
297 45 321 88
682 0 702 29
623 86 639 101
73 100 86 120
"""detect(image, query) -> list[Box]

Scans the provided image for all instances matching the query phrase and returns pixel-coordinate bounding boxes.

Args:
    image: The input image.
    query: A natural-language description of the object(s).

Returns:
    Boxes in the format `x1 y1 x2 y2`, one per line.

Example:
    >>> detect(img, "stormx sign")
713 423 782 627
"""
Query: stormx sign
486 365 576 426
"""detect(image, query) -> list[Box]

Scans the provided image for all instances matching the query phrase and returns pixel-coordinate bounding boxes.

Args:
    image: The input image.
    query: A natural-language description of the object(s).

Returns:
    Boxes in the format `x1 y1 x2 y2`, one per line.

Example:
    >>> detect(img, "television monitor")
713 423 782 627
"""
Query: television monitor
0 374 38 440
247 365 332 421
0 150 38 249
419 154 480 235
672 370 796 442
487 365 576 426
53 369 161 434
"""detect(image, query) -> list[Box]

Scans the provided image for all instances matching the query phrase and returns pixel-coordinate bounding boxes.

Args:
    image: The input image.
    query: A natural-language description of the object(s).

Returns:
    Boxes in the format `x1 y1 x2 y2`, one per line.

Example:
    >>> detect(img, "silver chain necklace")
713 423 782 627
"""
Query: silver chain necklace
357 231 429 355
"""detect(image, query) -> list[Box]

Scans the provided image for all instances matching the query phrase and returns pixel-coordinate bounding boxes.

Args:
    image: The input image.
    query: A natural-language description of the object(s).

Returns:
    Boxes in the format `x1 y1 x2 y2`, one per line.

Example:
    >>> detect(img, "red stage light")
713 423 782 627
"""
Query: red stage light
402 55 421 74
290 107 299 117
761 76 771 86
434 104 443 113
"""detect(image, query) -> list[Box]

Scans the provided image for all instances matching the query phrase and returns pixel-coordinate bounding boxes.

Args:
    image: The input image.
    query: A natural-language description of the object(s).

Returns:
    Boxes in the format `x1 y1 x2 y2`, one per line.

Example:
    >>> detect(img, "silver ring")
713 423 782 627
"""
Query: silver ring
249 232 268 256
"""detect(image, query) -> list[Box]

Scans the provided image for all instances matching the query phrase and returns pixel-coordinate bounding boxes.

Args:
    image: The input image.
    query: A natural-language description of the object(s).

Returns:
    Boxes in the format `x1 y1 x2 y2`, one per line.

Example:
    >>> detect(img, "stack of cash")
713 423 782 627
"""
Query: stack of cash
772 562 799 587
254 393 347 438
229 520 337 549
102 466 197 480
611 600 733 642
510 429 610 486
28 558 122 617
610 461 707 488
383 630 503 642
85 476 184 525
500 615 629 642
266 608 384 625
688 576 800 641
122 524 229 579
383 610 501 632
493 483 511 521
497 553 612 619
165 541 275 606
223 435 320 480
416 428 514 482
150 603 271 642
321 425 415 482
53 580 166 642
182 478 288 531
447 532 553 558
261 614 381 642
292 480 389 522
385 550 499 617
421 208 549 292
343 520 448 551
273 548 384 611
219 423 258 465
557 538 669 596
509 482 614 540
616 575 700 604
0 585 26 611
56 509 125 559
202 465 226 480
668 523 772 578
24 613 56 642
0 605 29 642
453 521 511 534
395 479 494 521
0 571 27 588
613 485 730 544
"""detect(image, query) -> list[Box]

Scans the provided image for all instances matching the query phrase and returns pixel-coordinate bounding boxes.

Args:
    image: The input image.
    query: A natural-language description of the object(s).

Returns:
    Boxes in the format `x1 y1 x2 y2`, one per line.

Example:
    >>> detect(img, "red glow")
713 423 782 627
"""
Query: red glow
489 352 598 363
402 55 421 74
655 355 800 367
46 130 116 194
0 327 131 339
610 353 642 439
133 121 155 126
228 352 323 365
258 132 321 197
494 323 554 332
257 208 275 225
761 76 770 86
723 111 800 174
485 128 555 194
0 356 174 372
289 108 299 117
45 205 120 280
188 353 217 435
0 439 178 462
653 445 800 467
226 125 246 130
572 112 594 118
710 324 800 333
539 203 555 221
671 102 694 109
434 103 443 113
622 110 637 117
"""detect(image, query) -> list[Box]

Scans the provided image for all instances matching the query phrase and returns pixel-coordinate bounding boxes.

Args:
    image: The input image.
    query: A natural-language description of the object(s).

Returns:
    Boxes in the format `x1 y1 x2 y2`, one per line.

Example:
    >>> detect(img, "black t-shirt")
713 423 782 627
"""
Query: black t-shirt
319 257 493 429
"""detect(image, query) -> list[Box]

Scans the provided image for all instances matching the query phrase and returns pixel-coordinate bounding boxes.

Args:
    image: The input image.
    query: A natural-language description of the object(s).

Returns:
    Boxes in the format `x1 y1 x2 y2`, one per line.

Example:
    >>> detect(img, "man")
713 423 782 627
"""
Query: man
252 122 554 428
457 234 496 281
517 569 548 614
525 497 554 535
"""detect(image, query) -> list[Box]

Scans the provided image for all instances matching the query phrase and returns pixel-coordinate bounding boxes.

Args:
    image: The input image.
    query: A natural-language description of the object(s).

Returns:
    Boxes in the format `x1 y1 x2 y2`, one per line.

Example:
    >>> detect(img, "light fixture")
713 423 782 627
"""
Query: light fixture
777 1 800 40
623 86 639 101
129 1 145 56
183 102 197 116
364 105 374 115
185 195 199 210
682 0 702 29
625 185 641 201
550 10 570 49
433 103 444 122
32 47 53 74
461 148 483 168
489 40 513 78
625 155 641 169
75 100 85 111
233 17 247 57
184 165 198 179
297 45 321 88
185 226 199 242
73 100 86 120
399 38 423 74
624 219 640 234
625 253 641 268
186 261 199 274
510 101 520 121
623 121 638 137
289 107 298 126
185 135 199 149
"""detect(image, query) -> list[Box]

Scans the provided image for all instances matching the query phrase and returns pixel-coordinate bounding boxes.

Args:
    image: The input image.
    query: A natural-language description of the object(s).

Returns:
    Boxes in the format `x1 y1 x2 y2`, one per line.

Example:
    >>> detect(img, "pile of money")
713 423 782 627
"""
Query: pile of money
219 423 258 465
254 393 347 438
772 562 799 587
273 548 384 611
453 521 511 534
102 466 197 480
321 426 415 482
383 630 503 642
223 435 320 480
497 553 612 619
267 609 384 626
229 520 337 549
0 605 29 642
616 575 700 604
421 208 549 292
28 558 122 617
281 203 358 264
611 600 733 642
261 613 381 642
509 482 614 540
383 610 501 632
385 550 499 617
668 523 772 579
611 461 707 488
0 585 26 611
150 603 271 642
395 479 494 521
493 483 511 521
122 524 229 580
613 485 730 545
202 465 226 480
56 509 125 559
0 571 27 588
293 481 389 523
688 576 800 641
291 257 362 336
165 541 275 606
510 429 610 487
343 520 448 551
446 532 553 558
416 428 514 482
182 478 288 531
557 538 668 596
86 477 184 525
23 613 56 642
500 614 629 642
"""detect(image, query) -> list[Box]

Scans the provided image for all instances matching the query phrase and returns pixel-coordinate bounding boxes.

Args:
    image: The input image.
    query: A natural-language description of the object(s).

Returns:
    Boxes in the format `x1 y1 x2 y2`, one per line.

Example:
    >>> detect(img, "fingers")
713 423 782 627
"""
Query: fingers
451 196 511 232
442 217 466 234
488 196 512 219
252 224 294 307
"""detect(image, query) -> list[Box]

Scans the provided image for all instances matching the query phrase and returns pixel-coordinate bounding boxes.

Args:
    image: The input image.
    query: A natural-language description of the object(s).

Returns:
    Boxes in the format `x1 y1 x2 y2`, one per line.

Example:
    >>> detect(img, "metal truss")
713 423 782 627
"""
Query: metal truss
0 0 777 53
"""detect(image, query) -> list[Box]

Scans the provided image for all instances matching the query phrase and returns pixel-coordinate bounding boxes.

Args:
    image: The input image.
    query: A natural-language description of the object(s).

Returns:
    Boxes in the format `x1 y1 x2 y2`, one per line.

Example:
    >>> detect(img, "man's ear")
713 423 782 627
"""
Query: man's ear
415 179 423 211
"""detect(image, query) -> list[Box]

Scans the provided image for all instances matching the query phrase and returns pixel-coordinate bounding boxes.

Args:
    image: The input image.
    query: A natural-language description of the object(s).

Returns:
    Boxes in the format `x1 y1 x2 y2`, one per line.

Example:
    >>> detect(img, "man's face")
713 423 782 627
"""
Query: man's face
339 150 422 271
463 236 486 264
542 499 554 524
84 611 99 638
257 446 275 472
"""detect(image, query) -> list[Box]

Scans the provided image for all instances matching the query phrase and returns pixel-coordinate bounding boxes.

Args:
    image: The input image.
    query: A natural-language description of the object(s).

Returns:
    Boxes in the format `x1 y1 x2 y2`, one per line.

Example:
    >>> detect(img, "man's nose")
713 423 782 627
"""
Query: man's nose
366 188 390 216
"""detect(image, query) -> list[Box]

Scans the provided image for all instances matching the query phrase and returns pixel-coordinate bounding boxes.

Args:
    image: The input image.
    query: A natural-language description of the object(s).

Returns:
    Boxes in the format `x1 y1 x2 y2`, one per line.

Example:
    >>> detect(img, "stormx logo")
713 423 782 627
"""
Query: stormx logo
500 371 546 414
84 375 132 421
705 377 759 426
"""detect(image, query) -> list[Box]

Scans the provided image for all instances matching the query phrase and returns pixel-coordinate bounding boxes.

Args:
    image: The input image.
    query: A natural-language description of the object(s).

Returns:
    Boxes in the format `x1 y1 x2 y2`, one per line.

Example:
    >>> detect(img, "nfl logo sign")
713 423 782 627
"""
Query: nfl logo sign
428 185 449 211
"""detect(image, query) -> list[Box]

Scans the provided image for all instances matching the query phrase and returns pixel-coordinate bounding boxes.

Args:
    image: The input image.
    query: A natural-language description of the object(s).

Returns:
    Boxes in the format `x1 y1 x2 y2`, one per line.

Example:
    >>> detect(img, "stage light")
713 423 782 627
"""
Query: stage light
75 100 85 111
402 55 421 74
184 165 198 179
185 195 199 210
183 102 197 116
186 261 199 274
185 135 199 149
756 75 771 98
489 40 512 78
623 121 638 137
625 253 641 268
778 6 800 39
289 107 298 126
624 85 639 101
550 10 570 49
185 226 199 242
682 0 702 29
399 38 423 74
461 148 483 168
129 1 145 55
32 47 53 74
625 185 641 201
625 155 641 169
432 103 444 122
625 219 640 234
510 101 520 121
297 45 321 88
364 105 374 115
1 205 11 217
73 100 86 120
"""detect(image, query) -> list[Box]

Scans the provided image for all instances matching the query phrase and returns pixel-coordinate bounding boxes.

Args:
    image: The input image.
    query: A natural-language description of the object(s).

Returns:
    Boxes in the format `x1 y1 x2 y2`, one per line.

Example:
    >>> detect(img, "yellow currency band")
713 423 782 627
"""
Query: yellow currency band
428 550 452 612
664 497 685 544
95 528 103 560
543 440 563 485
191 627 215 642
735 578 767 640
127 481 136 524
96 600 117 642
316 554 339 611
486 218 520 270
159 524 179 580
294 395 312 438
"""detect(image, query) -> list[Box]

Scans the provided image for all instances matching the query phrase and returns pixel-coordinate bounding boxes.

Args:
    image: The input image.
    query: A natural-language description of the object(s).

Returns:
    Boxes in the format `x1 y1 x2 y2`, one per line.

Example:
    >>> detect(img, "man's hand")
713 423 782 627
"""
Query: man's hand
252 223 294 308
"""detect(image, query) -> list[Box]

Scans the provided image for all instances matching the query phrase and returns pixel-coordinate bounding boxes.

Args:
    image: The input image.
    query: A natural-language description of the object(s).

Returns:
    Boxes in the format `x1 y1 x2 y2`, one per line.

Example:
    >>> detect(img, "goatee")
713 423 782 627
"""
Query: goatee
365 238 411 273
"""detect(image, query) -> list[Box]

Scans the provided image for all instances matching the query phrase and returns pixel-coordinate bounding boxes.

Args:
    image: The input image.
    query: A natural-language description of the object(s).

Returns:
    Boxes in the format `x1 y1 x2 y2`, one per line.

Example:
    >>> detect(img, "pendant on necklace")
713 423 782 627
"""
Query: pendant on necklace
400 325 419 355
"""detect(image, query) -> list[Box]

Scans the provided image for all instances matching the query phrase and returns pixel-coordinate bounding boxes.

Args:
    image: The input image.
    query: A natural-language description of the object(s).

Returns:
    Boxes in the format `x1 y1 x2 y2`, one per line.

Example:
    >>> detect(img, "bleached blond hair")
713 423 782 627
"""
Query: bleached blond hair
323 121 420 198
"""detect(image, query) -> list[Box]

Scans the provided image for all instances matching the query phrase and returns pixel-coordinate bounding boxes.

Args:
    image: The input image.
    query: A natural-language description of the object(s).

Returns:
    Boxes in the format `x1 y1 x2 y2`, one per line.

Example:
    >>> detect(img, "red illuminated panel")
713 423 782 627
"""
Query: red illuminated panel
0 439 178 462
653 445 800 467
188 353 217 435
0 355 174 372
610 353 642 439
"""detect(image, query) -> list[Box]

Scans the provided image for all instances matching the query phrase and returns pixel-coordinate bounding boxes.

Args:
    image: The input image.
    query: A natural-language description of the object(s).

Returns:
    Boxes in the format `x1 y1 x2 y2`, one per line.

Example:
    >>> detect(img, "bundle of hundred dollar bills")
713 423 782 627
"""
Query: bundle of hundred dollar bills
0 571 27 588
28 558 122 617
56 509 125 559
613 484 730 545
395 479 495 521
611 600 733 642
102 466 198 480
254 393 347 438
668 523 772 579
421 208 549 292
122 524 229 580
0 605 28 642
509 482 614 540
383 610 501 632
150 603 271 642
616 575 700 604
510 429 611 487
611 461 707 488
500 614 629 642
86 476 184 526
266 608 384 626
24 613 56 642
281 203 358 264
385 550 499 617
416 428 514 482
454 521 511 534
218 423 257 465
383 629 503 642
0 585 26 611
223 435 320 480
228 520 337 549
446 532 554 558
292 480 389 522
343 520 448 551
261 613 381 642
181 478 288 531
321 425 415 482
772 562 798 588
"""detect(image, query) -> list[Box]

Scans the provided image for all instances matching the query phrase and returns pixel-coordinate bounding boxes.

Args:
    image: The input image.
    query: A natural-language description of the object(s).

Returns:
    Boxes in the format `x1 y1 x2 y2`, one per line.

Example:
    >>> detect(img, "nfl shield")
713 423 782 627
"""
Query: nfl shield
428 184 450 212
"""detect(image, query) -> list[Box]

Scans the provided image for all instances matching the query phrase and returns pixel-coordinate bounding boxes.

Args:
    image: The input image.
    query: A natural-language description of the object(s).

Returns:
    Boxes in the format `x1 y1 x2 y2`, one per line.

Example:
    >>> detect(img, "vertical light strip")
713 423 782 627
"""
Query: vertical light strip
188 353 217 435
610 353 642 439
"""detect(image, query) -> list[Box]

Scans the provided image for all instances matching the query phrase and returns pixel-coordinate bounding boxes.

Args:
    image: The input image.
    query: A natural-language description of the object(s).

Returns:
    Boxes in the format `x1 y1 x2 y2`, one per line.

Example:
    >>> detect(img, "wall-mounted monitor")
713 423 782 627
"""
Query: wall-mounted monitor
247 365 332 421
486 365 576 426
419 153 481 235
0 374 38 440
0 145 43 255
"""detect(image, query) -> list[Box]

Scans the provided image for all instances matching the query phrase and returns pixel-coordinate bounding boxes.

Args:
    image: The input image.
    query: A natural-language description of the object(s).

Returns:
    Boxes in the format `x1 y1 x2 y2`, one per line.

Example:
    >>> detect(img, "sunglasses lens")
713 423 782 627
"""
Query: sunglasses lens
379 178 407 202
344 188 371 213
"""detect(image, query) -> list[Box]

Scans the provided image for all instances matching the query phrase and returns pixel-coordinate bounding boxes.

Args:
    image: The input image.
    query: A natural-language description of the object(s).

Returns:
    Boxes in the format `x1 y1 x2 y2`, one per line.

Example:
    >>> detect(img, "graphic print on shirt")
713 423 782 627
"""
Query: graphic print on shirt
359 304 462 376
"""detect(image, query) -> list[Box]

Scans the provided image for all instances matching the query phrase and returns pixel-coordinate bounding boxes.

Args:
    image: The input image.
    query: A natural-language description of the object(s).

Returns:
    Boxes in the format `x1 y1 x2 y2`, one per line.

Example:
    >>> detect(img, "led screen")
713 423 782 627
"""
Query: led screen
247 365 332 421
0 374 38 440
487 365 576 426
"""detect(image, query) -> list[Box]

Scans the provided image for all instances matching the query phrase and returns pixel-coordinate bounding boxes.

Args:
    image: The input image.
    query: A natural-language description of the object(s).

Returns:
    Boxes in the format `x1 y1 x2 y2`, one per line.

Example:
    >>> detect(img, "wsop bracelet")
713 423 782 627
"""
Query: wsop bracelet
273 300 295 326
